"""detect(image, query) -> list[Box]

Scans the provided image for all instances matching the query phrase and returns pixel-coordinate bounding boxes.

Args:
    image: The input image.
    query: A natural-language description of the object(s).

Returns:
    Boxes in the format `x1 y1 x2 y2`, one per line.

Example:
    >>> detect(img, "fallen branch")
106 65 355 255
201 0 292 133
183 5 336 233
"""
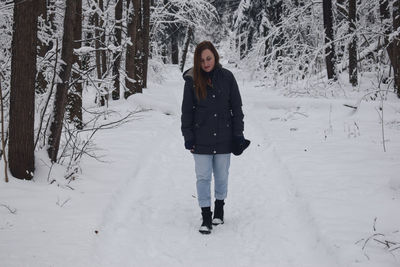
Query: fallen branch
0 204 16 214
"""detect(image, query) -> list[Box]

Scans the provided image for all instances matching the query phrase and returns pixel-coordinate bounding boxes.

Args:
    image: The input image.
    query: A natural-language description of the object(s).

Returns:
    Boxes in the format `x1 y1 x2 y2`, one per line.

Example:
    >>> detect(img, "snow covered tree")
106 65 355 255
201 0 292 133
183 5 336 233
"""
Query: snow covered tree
48 0 77 162
322 0 337 81
9 0 38 179
66 0 83 129
112 0 123 100
348 0 358 86
125 0 141 98
180 26 193 72
390 0 400 96
36 0 49 94
150 0 217 64
142 0 150 88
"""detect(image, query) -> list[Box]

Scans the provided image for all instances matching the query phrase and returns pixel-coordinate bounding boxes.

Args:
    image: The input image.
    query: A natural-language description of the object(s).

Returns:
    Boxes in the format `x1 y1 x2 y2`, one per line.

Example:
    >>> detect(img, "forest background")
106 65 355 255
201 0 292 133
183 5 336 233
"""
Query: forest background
0 0 399 180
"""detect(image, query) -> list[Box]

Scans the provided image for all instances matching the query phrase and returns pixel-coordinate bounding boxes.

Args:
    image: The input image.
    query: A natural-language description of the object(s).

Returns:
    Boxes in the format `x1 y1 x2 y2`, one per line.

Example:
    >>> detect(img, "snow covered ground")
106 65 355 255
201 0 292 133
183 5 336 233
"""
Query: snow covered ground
1 64 400 267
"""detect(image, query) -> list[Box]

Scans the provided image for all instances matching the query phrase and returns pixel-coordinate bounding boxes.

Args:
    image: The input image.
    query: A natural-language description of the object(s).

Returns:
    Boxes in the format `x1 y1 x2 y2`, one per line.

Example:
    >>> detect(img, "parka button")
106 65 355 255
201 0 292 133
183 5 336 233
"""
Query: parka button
214 113 217 117
212 95 216 98
213 133 217 136
213 150 217 154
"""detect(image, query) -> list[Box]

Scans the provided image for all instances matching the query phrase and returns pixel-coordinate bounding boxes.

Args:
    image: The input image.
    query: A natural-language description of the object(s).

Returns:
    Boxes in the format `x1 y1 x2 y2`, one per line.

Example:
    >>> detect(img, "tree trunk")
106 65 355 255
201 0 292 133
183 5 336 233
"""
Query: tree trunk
336 0 347 66
134 0 143 93
171 25 179 64
66 0 83 129
96 0 108 106
180 26 192 72
112 0 123 100
94 5 102 84
348 0 358 86
322 0 337 80
390 0 400 96
82 14 94 79
125 0 140 98
162 43 167 64
9 0 38 179
142 0 150 88
47 0 77 162
100 0 107 77
36 0 48 94
381 0 400 96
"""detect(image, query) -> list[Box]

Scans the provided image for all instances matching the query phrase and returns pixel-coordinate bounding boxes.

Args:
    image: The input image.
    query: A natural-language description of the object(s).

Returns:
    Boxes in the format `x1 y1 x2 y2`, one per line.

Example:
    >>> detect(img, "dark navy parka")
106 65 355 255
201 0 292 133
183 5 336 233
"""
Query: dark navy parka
181 64 244 154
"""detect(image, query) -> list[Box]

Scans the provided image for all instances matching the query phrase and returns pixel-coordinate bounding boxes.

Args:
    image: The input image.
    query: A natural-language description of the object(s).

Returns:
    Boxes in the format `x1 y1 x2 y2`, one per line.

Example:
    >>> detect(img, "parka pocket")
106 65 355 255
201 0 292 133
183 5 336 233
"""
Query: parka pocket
223 111 232 128
194 110 207 128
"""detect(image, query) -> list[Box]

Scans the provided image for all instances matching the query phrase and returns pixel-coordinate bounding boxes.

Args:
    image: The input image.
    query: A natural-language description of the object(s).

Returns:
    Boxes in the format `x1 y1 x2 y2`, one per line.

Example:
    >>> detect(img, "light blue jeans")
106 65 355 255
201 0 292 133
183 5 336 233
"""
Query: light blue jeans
193 153 231 208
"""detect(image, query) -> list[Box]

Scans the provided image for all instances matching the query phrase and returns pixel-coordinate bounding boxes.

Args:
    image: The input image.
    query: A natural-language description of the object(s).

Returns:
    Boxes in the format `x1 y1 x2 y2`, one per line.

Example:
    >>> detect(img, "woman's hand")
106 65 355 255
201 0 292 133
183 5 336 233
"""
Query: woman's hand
185 140 195 152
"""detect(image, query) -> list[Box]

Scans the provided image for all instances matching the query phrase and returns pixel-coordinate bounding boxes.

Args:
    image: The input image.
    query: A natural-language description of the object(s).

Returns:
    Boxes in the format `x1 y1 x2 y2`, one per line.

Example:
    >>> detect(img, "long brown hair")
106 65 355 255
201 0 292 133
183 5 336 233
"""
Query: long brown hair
193 41 220 100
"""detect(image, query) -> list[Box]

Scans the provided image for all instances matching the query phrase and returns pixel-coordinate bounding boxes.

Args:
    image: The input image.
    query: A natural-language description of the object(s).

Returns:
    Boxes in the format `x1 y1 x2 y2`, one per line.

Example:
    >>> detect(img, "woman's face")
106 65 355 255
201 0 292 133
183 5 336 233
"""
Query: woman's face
200 49 215 72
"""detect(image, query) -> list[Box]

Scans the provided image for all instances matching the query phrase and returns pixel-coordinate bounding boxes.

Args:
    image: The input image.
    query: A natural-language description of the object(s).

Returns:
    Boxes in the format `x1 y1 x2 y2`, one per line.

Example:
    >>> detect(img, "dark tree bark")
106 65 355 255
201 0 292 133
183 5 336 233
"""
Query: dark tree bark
125 0 140 98
36 0 48 94
171 25 179 64
134 0 144 93
322 0 337 80
94 12 102 81
161 44 167 64
95 0 109 106
47 0 77 162
66 0 83 129
336 0 347 64
180 26 192 72
380 0 400 96
112 0 123 100
142 0 150 88
348 0 358 86
100 0 107 77
9 0 38 179
390 0 400 96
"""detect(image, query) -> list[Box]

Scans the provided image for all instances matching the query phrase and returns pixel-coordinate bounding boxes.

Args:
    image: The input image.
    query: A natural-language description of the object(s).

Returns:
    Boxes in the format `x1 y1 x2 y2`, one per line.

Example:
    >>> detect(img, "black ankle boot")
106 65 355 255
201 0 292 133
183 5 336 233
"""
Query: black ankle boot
199 207 212 234
212 199 224 225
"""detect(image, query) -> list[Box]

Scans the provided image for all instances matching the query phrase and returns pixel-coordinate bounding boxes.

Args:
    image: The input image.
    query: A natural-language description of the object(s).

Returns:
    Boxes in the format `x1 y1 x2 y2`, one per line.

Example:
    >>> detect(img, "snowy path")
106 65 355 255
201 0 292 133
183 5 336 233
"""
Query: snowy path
2 66 399 266
87 67 339 267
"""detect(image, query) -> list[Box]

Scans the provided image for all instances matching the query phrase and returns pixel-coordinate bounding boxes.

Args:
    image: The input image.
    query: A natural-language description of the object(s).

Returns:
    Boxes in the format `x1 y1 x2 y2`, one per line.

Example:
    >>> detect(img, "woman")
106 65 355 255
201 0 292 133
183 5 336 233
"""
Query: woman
181 41 249 234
